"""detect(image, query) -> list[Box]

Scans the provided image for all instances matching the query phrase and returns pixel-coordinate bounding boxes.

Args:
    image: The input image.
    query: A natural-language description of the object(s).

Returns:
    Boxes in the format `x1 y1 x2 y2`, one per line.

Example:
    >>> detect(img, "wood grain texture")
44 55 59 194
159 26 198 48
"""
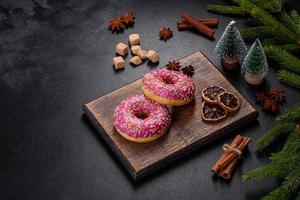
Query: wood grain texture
83 51 258 180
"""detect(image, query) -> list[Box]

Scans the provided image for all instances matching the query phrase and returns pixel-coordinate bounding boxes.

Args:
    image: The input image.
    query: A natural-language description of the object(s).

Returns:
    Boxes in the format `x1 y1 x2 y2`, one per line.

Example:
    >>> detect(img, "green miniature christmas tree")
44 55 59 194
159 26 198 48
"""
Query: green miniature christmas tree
207 0 300 89
241 38 268 85
242 103 300 200
214 20 247 70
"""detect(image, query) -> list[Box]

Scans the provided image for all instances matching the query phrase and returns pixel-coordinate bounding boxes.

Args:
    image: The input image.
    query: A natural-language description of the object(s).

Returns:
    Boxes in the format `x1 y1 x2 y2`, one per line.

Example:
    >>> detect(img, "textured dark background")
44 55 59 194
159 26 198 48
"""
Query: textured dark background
0 0 299 199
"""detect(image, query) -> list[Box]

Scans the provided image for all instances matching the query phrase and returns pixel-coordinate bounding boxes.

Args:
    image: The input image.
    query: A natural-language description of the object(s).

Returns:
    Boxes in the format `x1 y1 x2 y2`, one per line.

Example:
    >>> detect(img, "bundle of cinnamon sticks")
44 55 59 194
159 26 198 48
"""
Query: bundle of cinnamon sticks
211 135 251 179
178 13 218 39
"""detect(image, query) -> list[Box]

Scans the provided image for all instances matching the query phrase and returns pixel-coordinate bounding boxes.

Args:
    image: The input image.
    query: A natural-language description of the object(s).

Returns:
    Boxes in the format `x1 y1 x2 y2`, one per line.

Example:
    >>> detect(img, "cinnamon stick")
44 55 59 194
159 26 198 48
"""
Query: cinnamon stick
218 137 251 169
181 13 215 38
220 158 238 179
211 135 251 179
211 135 243 174
177 19 219 30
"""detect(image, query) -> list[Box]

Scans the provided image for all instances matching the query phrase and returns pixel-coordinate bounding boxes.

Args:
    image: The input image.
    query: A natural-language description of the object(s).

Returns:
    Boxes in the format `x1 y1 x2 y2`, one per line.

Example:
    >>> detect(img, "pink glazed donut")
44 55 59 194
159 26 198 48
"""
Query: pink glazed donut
113 95 171 143
142 68 195 106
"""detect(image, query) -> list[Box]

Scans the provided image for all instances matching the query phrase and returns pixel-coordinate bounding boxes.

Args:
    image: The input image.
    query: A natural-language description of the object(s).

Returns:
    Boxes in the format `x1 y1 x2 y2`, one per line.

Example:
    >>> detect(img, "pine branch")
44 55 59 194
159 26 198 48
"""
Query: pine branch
255 123 295 152
242 163 287 182
241 26 274 41
240 0 298 42
264 46 300 73
279 11 300 35
207 0 300 90
290 10 300 25
269 152 299 164
274 44 300 52
281 130 300 153
277 70 300 89
207 4 247 15
281 103 300 116
243 104 300 199
250 0 284 13
262 168 300 200
263 37 286 45
276 103 300 123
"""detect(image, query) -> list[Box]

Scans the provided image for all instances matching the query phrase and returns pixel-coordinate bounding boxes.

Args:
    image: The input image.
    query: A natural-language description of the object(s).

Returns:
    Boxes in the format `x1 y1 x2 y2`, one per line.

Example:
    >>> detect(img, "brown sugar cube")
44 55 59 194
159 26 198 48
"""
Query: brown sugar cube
116 42 128 56
131 45 141 55
137 49 148 60
113 56 125 70
147 50 159 63
129 34 140 46
130 56 142 66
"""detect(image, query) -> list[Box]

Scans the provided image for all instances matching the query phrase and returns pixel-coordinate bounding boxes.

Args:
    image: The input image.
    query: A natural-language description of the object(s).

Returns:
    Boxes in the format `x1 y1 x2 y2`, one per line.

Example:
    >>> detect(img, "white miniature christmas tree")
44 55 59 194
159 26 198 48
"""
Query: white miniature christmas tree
214 20 247 70
242 38 268 85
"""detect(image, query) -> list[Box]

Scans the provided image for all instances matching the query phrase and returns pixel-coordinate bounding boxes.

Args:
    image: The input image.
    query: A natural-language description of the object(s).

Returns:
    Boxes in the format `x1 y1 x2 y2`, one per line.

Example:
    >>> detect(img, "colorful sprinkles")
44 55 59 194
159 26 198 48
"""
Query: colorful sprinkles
113 95 171 139
142 69 195 100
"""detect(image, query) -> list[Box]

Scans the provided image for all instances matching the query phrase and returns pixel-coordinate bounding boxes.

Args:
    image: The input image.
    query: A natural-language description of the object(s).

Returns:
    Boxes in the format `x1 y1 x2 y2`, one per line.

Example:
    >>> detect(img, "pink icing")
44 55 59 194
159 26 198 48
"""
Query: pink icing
142 69 195 100
113 95 171 139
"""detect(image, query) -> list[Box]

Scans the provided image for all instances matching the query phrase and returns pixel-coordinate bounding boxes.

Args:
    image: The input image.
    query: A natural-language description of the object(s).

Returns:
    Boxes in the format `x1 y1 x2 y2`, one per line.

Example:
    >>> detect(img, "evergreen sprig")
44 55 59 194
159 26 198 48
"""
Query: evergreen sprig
274 44 300 52
276 103 300 123
242 163 287 182
242 104 300 200
207 0 300 90
207 4 247 15
264 46 300 73
241 26 274 41
280 11 300 35
255 123 295 152
277 70 300 89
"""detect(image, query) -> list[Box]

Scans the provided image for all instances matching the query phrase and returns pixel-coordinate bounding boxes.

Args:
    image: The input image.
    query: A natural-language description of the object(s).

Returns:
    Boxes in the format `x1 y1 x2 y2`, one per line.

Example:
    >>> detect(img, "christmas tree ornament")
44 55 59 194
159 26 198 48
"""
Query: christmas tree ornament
214 20 247 70
207 1 300 89
241 38 268 85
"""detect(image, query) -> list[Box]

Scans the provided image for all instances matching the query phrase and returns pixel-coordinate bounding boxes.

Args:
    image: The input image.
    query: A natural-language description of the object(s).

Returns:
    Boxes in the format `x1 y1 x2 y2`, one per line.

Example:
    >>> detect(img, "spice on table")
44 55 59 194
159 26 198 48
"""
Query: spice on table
166 60 181 71
268 88 286 103
108 18 125 33
255 88 286 113
181 13 215 38
159 27 173 41
181 65 195 77
108 11 136 33
120 11 135 27
211 135 251 179
177 18 219 30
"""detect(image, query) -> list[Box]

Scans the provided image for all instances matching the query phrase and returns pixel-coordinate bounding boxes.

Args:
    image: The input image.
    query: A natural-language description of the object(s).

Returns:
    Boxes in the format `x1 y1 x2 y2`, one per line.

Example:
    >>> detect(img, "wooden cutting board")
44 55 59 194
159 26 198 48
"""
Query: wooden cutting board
83 51 258 180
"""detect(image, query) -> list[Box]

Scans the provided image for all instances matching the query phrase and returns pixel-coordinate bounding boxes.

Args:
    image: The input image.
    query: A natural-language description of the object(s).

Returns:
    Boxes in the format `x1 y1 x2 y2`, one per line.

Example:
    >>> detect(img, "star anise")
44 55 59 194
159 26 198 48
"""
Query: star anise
159 27 173 41
108 18 124 33
166 60 181 71
254 88 286 114
263 99 280 113
268 88 286 103
181 65 195 77
255 91 266 105
120 11 135 27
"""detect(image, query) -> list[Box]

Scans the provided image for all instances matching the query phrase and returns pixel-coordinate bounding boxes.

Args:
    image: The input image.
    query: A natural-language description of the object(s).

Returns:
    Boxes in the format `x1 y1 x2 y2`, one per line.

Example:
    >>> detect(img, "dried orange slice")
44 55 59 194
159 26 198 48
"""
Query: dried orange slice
217 92 240 112
201 101 228 122
202 86 226 103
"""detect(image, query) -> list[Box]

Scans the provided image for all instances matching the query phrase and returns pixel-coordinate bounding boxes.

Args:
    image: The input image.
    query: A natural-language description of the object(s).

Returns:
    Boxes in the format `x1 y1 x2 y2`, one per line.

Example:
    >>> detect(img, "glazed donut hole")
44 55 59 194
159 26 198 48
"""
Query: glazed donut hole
131 104 150 119
133 110 149 119
160 74 179 85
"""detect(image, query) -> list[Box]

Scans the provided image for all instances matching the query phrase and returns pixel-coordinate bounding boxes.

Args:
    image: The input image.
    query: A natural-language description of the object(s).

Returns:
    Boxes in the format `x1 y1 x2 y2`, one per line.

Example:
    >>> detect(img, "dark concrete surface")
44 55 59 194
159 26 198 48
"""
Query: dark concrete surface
0 0 299 199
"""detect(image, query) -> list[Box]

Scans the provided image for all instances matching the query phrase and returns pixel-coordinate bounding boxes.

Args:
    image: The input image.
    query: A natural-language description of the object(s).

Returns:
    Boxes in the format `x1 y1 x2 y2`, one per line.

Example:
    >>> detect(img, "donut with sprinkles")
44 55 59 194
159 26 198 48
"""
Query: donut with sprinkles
113 95 171 143
142 69 195 106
